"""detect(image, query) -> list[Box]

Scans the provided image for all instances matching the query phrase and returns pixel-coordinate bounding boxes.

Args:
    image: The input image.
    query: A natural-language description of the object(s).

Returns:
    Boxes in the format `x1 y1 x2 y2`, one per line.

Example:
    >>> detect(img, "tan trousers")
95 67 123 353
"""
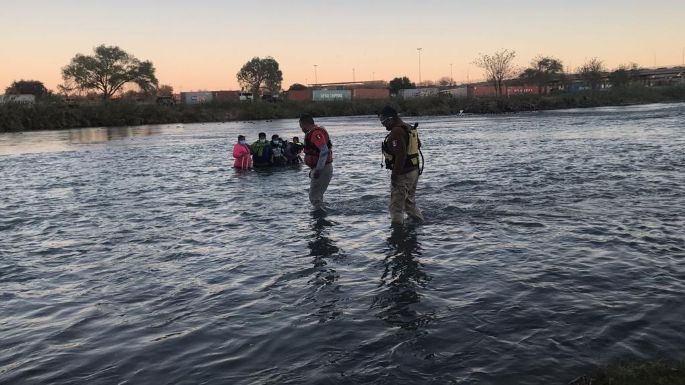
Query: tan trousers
390 169 424 223
309 163 333 209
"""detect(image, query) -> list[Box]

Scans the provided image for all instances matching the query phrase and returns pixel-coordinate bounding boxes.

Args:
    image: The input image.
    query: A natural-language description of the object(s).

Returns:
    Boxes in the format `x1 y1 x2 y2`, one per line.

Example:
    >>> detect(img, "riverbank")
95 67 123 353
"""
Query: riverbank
1 85 684 132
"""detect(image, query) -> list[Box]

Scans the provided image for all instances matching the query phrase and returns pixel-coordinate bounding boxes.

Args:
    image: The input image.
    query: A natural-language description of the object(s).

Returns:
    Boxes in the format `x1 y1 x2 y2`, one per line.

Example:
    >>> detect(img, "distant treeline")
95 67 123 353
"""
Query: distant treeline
1 85 684 132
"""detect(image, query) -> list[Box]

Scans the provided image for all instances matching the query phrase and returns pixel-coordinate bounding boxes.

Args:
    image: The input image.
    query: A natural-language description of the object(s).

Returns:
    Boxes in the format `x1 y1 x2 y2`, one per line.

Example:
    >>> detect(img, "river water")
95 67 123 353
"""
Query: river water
1 103 684 384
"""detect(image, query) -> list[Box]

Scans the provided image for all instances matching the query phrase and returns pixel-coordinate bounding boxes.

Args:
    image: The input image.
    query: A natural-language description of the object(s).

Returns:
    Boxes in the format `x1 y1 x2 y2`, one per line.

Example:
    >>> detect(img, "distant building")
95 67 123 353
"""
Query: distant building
634 67 685 87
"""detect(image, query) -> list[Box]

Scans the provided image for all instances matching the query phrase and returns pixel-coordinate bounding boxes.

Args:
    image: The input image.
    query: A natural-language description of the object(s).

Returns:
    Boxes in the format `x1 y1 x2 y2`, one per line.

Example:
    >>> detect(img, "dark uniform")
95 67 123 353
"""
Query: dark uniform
380 106 424 224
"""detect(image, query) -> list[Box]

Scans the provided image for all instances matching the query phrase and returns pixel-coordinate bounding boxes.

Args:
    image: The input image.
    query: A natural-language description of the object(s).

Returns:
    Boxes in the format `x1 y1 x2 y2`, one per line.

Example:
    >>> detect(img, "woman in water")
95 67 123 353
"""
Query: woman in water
232 135 253 169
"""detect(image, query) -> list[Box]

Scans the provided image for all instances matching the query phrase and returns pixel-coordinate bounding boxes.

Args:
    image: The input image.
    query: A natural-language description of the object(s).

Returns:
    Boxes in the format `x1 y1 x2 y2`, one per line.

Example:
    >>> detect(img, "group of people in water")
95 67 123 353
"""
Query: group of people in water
231 108 423 224
232 132 304 169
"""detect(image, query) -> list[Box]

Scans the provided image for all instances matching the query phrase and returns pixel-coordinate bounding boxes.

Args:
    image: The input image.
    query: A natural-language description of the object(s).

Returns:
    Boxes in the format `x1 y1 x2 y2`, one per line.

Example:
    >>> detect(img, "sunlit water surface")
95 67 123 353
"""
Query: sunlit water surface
1 103 684 384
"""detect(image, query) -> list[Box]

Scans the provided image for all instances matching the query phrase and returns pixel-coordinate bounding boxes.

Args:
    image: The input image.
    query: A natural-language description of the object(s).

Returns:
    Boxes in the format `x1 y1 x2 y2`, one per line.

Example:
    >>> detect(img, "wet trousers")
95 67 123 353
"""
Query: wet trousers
309 163 333 209
389 168 424 223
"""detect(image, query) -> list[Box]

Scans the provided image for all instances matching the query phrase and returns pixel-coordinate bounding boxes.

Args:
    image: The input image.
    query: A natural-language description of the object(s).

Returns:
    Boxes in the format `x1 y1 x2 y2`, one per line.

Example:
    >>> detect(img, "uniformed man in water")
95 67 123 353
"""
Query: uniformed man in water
300 114 333 211
379 105 424 224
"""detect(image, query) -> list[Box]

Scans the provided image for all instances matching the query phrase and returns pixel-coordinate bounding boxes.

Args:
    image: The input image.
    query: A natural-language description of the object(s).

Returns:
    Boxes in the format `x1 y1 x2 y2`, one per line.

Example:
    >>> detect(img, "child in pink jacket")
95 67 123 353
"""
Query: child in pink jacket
232 135 253 169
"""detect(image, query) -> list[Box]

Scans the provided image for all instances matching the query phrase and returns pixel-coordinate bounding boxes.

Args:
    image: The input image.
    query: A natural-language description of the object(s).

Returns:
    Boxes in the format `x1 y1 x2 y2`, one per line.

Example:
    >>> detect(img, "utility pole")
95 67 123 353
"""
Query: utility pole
417 48 422 85
450 63 453 86
313 65 318 85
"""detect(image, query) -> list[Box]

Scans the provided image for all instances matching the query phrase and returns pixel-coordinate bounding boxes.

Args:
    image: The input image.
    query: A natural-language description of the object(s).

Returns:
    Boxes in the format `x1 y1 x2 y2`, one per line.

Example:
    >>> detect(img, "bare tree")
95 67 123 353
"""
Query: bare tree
57 79 77 97
473 49 517 96
578 58 606 90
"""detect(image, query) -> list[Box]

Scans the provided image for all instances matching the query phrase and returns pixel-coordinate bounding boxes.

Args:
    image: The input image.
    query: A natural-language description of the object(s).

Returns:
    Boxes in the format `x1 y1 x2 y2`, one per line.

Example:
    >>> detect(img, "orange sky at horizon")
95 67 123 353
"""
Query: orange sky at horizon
2 0 684 93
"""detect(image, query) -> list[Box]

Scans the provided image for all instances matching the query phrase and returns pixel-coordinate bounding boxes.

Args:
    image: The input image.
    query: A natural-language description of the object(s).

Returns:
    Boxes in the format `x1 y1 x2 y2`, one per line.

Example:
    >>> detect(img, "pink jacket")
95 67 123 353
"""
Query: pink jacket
232 143 253 169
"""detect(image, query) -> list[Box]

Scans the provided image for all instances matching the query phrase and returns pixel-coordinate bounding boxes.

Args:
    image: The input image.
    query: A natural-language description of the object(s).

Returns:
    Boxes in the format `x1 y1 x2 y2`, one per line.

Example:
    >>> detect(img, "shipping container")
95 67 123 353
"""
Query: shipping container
567 83 591 93
468 85 498 97
213 90 241 102
399 88 439 98
312 89 352 102
398 89 419 98
0 94 35 105
287 89 312 101
180 92 213 104
351 88 389 100
440 87 468 98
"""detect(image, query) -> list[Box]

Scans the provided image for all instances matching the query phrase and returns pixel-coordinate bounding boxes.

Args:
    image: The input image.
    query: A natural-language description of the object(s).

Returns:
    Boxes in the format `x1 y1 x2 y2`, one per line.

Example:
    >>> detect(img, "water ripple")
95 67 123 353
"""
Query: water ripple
1 103 685 384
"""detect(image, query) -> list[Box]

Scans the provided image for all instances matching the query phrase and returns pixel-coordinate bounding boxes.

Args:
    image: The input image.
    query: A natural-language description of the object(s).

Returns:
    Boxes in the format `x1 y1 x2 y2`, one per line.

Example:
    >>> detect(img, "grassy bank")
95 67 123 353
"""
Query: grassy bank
1 85 684 132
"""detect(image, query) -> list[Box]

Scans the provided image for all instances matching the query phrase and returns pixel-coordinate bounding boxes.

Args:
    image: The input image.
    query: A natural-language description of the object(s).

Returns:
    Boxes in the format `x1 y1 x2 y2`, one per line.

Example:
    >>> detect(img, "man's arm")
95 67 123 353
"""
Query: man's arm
315 144 329 171
390 127 407 178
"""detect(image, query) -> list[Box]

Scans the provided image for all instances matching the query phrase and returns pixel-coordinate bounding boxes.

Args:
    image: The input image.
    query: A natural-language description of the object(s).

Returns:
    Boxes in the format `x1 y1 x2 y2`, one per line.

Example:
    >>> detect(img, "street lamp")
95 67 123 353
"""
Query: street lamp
417 48 422 85
313 64 318 85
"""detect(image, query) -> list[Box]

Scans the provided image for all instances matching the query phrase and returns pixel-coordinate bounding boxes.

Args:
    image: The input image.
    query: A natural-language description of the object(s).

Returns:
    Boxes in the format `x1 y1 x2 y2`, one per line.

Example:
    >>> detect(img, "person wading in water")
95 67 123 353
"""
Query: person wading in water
379 105 424 224
300 114 333 211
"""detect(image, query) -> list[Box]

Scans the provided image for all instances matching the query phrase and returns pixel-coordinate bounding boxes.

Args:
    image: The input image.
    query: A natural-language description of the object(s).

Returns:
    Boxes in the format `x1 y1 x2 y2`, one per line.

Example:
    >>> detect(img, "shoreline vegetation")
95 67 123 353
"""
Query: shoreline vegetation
1 85 684 132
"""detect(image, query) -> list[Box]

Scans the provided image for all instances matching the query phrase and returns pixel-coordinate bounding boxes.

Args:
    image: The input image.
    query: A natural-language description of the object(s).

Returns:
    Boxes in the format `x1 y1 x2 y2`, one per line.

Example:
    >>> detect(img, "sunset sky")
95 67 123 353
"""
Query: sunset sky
2 0 684 93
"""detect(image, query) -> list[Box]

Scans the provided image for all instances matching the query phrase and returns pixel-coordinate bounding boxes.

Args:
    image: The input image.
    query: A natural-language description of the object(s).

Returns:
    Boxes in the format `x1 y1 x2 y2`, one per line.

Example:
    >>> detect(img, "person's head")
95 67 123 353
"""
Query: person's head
379 105 398 130
271 134 280 143
238 135 246 144
258 132 266 143
292 136 300 144
299 113 315 133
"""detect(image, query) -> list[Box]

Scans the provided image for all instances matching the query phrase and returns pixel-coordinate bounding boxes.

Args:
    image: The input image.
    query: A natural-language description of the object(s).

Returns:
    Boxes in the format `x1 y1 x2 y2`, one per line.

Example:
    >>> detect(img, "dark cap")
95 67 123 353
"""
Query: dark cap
379 105 398 120
258 132 266 138
271 134 280 140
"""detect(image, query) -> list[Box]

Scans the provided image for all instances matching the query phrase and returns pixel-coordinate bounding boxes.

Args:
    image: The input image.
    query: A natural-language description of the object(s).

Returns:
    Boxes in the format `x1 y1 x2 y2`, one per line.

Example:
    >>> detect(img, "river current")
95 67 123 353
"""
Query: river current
1 103 684 384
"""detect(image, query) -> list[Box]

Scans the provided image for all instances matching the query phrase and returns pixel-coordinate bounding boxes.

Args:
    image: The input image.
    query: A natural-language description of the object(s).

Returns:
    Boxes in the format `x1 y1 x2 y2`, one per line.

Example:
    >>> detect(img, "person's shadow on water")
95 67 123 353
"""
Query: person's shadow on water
372 224 433 330
306 213 343 322
308 214 339 271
